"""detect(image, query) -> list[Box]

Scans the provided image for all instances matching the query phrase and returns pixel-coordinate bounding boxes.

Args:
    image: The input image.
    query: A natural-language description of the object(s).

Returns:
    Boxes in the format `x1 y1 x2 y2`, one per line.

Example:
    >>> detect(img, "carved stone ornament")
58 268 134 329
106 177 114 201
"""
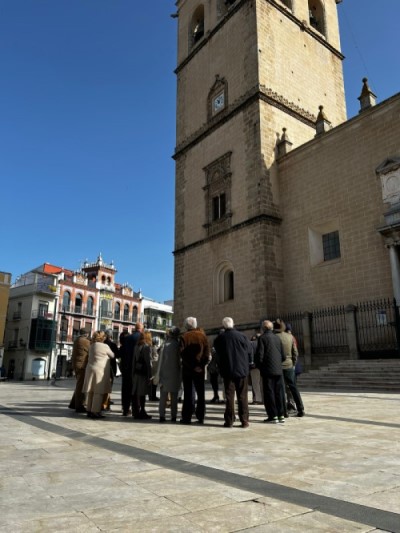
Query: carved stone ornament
376 157 400 206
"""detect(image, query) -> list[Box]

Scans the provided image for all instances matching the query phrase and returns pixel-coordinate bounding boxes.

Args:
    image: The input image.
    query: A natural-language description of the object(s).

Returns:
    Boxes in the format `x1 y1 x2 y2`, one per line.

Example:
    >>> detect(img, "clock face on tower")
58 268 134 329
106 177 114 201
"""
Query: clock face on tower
213 92 225 113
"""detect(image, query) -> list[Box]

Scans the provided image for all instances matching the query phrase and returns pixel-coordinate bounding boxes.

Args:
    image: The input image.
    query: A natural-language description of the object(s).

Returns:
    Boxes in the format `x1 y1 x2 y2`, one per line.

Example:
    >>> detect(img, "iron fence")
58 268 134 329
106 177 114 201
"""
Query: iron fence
279 311 304 354
310 305 348 354
355 298 400 357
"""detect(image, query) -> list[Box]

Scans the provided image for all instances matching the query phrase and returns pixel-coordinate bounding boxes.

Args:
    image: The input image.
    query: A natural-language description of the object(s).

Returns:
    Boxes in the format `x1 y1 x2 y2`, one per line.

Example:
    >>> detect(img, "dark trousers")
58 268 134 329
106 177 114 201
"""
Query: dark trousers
224 376 249 425
182 370 205 422
262 374 284 419
121 369 133 415
69 367 86 410
149 383 158 400
210 372 219 398
283 368 304 412
132 394 146 417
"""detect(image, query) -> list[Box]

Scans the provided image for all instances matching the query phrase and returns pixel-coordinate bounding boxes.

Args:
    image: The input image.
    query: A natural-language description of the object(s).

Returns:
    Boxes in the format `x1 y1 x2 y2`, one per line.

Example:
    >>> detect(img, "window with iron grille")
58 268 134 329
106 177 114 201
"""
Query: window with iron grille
322 231 340 261
212 193 226 221
203 152 232 236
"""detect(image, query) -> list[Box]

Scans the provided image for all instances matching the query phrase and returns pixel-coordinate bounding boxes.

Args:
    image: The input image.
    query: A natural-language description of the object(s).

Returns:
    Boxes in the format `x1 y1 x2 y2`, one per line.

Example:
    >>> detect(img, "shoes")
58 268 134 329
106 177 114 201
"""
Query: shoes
241 421 249 428
171 417 177 423
223 422 233 428
297 411 305 417
109 401 114 405
196 419 204 425
278 416 285 423
209 397 220 404
139 412 152 420
180 419 191 425
264 417 278 424
122 409 132 417
75 407 87 413
159 417 166 423
88 412 105 419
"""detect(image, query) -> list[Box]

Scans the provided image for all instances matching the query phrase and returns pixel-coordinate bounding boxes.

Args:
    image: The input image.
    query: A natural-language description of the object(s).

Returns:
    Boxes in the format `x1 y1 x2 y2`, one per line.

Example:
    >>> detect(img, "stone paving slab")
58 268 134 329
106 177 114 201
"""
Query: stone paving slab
0 380 399 532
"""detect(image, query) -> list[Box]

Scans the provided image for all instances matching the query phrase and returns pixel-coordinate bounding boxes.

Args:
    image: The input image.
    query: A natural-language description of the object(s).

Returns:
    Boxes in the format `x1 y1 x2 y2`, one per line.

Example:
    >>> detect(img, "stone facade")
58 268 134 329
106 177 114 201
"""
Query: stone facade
278 95 400 311
174 0 400 332
0 271 12 368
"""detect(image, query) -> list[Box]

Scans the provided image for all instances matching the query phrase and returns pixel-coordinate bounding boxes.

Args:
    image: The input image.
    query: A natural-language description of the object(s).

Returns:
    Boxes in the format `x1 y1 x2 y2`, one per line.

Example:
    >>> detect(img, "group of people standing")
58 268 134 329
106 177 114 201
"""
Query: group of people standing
68 315 305 426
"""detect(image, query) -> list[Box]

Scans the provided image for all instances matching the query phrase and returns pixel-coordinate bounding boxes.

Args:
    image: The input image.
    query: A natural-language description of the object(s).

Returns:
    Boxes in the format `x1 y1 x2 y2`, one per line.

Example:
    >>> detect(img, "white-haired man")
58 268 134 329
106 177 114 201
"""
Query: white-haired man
213 317 252 428
255 320 286 423
180 317 210 424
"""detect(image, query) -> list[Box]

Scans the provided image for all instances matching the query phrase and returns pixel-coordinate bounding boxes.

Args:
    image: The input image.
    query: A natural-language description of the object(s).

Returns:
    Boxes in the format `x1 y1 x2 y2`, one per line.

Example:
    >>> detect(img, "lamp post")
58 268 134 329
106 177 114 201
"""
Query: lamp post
55 342 64 379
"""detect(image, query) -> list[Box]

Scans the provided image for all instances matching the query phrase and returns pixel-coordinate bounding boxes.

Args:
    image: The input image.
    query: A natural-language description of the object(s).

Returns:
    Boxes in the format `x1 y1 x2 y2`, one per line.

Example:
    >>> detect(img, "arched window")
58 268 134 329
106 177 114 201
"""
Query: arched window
101 299 110 318
132 305 138 323
87 296 94 316
75 293 82 313
62 291 71 312
60 315 68 341
114 301 120 320
214 261 235 304
123 304 130 321
308 0 325 36
190 5 204 48
217 0 237 19
279 0 292 9
101 275 106 284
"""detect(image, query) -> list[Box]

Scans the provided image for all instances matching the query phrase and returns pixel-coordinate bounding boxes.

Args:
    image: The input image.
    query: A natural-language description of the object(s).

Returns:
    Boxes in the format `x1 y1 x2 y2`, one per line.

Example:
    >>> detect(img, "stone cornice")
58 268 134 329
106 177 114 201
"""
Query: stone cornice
173 213 282 255
173 84 316 159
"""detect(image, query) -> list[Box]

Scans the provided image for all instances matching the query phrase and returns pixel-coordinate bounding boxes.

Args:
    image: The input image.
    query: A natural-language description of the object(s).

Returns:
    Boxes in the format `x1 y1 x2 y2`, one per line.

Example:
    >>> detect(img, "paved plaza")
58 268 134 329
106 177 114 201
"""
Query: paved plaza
0 379 399 532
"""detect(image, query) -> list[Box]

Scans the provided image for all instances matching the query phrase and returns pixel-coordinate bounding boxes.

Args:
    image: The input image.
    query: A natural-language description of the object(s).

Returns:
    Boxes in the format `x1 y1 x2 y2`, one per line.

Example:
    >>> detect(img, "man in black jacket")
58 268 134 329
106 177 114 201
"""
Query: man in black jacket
213 317 252 428
255 320 285 423
119 322 143 416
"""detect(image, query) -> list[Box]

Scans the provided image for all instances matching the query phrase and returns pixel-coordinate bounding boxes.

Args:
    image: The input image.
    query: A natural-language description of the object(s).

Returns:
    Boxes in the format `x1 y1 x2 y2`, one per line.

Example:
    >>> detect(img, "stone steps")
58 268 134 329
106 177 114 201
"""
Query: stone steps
297 358 400 391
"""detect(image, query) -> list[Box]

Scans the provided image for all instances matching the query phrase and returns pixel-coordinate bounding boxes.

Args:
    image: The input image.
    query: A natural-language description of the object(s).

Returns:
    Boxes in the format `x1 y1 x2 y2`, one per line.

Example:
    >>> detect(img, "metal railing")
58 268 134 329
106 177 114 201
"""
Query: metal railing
59 305 95 316
355 298 400 357
310 305 348 354
279 311 305 354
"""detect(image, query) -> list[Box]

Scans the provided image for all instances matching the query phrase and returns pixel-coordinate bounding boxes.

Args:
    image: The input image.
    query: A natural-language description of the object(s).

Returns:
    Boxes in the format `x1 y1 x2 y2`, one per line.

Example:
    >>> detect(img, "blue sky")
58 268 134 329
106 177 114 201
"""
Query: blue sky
1 0 399 302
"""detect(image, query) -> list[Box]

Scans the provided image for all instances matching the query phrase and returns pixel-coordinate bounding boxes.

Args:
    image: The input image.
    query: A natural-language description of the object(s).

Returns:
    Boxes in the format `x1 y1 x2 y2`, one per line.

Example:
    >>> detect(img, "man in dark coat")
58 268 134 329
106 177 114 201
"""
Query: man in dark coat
119 322 143 416
255 320 285 423
68 328 90 413
213 317 252 428
180 316 210 425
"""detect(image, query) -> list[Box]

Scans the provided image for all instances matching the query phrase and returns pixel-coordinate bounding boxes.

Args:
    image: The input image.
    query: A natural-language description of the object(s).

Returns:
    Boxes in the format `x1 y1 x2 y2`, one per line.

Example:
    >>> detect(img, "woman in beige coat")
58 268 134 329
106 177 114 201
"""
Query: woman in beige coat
83 331 114 419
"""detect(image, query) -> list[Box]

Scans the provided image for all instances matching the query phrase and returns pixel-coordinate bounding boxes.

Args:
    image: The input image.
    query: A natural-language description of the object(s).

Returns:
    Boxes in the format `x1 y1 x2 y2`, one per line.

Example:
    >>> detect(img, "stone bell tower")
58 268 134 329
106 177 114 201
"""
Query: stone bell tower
173 0 346 332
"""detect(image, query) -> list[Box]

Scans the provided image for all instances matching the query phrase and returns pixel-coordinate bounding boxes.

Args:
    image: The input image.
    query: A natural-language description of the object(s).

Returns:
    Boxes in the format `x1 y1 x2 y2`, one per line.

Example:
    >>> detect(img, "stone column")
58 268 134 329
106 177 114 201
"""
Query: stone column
388 245 400 303
345 304 358 360
302 312 312 369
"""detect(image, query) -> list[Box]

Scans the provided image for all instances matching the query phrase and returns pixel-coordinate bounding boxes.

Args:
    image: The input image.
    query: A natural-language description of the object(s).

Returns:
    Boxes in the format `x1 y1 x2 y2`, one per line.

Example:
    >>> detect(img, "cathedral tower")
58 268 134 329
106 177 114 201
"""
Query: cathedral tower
173 0 346 331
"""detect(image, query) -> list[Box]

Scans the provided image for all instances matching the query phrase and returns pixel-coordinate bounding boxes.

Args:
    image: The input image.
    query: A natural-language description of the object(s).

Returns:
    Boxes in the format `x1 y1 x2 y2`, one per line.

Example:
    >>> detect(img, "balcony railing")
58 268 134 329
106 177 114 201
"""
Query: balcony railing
32 309 54 319
12 312 22 320
100 310 113 319
59 305 95 316
114 312 121 320
57 332 93 343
